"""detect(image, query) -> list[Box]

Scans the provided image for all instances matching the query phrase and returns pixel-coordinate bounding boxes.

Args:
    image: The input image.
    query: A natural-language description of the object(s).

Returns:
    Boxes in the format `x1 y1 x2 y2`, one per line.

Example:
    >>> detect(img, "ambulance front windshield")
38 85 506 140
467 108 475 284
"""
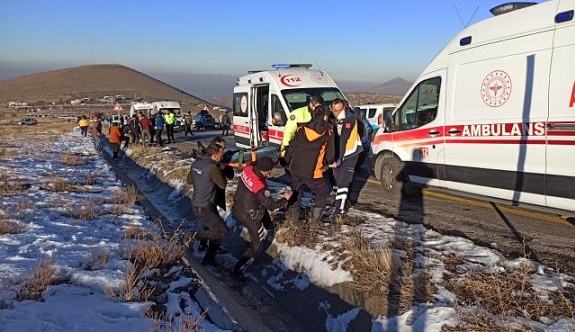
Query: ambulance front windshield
282 88 345 111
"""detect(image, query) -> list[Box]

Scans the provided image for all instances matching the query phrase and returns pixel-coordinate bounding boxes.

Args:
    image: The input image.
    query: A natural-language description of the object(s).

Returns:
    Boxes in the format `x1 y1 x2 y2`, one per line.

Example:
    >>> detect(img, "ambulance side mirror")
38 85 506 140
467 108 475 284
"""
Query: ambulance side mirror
383 114 395 133
272 111 284 126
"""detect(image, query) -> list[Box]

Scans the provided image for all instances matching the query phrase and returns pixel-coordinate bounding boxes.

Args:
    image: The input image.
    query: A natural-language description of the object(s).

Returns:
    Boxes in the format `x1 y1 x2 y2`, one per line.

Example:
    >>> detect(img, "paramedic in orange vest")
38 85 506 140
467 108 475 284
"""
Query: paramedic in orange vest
329 98 364 220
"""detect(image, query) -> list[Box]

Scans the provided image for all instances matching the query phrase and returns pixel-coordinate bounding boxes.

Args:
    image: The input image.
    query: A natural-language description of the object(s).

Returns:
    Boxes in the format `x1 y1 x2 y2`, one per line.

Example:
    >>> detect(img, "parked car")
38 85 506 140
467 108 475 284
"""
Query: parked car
194 110 215 129
17 118 38 126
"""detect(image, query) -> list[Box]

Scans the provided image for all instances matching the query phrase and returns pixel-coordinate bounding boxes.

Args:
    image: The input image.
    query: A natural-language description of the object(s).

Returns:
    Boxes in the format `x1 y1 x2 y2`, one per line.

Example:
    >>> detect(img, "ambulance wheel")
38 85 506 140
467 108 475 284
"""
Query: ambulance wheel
378 155 404 196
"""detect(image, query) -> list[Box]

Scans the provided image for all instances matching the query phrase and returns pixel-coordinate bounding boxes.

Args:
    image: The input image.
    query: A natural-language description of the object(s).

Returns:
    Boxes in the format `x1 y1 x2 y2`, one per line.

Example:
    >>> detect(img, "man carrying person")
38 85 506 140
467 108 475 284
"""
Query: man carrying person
279 95 324 159
284 105 335 224
328 98 364 221
187 143 229 266
230 156 292 280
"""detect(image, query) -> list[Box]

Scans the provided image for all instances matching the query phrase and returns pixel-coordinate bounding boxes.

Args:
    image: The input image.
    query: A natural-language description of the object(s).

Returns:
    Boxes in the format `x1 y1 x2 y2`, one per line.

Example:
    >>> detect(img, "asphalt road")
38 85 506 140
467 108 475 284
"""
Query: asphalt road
169 129 575 276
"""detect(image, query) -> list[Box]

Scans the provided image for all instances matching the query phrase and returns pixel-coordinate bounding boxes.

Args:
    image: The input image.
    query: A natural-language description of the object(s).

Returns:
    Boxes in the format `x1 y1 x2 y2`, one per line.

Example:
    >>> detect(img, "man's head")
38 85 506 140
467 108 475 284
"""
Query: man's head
206 143 224 163
211 137 226 149
331 98 346 117
308 95 324 111
256 156 274 177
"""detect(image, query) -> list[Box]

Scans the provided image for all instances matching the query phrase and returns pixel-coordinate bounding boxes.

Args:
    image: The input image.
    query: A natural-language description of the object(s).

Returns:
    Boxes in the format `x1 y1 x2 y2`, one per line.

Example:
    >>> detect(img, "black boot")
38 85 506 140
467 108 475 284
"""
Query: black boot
231 257 253 281
285 205 300 223
202 241 219 266
309 207 324 224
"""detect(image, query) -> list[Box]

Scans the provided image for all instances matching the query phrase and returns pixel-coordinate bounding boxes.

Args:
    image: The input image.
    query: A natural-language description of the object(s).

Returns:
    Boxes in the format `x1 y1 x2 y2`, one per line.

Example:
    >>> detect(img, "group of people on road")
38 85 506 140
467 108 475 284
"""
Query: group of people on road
187 95 367 280
123 110 177 148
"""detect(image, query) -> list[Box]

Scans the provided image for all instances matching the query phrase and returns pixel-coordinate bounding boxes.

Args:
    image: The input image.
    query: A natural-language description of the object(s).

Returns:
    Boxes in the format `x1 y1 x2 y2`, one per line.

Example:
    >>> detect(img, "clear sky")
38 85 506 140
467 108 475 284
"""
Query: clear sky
0 0 542 85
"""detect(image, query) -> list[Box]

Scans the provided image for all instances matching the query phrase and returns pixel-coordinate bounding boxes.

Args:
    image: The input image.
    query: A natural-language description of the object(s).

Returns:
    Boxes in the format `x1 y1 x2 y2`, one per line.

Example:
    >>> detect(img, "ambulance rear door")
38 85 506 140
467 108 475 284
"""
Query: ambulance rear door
232 87 252 149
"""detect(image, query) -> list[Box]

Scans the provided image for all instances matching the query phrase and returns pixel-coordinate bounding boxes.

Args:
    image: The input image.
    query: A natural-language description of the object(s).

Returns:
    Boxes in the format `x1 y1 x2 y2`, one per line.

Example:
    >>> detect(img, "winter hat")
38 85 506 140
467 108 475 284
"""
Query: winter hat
256 156 274 172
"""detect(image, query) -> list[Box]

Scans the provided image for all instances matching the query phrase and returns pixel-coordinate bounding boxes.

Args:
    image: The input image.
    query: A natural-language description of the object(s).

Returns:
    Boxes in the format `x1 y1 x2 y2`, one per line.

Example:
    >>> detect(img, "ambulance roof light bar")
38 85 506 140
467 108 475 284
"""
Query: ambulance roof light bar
271 64 313 69
489 2 537 16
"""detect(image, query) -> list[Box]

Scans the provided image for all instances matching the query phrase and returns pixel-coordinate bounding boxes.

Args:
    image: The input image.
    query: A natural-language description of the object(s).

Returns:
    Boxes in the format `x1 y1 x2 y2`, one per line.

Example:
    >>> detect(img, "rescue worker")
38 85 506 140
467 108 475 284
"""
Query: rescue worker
284 105 335 224
279 95 324 159
163 110 176 144
329 98 364 220
230 156 292 280
187 143 229 266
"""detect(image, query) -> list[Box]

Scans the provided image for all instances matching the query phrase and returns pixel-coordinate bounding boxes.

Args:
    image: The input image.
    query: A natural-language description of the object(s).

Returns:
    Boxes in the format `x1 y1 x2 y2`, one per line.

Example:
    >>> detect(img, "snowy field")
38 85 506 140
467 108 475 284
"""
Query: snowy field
1 123 574 331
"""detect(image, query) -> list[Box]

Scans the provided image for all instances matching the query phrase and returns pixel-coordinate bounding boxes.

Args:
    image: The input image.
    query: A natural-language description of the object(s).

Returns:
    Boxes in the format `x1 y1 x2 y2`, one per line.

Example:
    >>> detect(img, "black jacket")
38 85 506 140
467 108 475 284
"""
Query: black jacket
188 157 227 208
285 117 335 179
232 165 288 222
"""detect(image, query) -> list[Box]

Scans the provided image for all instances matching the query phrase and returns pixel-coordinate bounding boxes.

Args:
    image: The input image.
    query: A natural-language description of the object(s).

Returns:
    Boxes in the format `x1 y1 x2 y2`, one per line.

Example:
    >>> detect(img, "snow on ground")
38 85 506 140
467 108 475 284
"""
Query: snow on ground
0 126 227 332
1 125 574 332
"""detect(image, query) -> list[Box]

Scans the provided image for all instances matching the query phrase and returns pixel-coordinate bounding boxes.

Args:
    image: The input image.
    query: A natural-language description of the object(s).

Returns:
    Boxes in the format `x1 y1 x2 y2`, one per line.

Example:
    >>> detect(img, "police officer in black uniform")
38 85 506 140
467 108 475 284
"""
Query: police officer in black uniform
187 143 229 265
230 156 292 280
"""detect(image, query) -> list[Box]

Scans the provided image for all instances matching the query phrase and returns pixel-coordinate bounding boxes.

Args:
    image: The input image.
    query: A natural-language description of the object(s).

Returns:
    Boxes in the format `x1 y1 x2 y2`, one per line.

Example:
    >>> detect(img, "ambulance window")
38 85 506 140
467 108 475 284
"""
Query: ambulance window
271 94 287 126
368 108 377 118
233 93 248 117
394 77 441 131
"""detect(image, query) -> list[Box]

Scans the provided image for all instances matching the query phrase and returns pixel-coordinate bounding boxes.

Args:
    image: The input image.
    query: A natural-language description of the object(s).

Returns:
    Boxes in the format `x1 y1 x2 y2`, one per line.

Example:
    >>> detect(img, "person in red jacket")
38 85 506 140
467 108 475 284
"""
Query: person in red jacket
138 112 152 147
108 122 123 158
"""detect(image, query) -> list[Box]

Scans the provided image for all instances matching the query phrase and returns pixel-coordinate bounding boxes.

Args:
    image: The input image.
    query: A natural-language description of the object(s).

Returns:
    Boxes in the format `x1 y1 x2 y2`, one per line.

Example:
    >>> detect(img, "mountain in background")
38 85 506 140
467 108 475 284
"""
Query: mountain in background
369 77 412 96
0 64 213 109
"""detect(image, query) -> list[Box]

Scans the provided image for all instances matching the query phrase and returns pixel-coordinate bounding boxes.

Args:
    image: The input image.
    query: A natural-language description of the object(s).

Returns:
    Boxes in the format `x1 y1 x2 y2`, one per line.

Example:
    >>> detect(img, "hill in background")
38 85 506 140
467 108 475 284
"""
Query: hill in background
369 77 412 96
0 64 404 109
0 64 213 111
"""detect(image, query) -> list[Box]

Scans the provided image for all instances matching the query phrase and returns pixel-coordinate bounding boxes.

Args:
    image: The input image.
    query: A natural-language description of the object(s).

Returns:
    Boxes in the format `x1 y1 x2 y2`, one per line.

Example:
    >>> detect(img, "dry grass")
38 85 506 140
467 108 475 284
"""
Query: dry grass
39 176 80 192
0 219 26 235
110 186 138 216
16 259 55 302
66 200 97 220
445 264 575 325
123 226 152 240
84 172 100 185
107 233 186 302
149 312 206 332
341 230 400 292
0 181 27 198
84 250 112 271
111 186 138 206
59 152 88 166
275 220 320 249
339 230 436 316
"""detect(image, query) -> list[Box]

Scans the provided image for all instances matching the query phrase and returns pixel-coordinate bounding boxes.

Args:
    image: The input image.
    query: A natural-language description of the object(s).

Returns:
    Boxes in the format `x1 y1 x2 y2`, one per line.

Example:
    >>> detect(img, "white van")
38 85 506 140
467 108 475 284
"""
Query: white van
370 0 575 212
355 103 397 129
232 64 346 150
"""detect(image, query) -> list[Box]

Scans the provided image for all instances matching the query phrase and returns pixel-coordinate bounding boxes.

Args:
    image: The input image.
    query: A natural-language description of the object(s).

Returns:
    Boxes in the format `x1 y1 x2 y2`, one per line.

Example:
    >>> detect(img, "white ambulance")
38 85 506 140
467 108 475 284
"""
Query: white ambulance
232 64 346 150
370 0 575 212
151 101 185 131
129 102 154 117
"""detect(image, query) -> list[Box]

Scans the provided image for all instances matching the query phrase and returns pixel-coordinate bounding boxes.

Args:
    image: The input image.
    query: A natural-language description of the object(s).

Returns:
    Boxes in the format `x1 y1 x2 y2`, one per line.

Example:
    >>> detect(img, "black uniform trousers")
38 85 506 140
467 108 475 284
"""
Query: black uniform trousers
332 155 359 214
291 175 331 208
193 205 228 241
